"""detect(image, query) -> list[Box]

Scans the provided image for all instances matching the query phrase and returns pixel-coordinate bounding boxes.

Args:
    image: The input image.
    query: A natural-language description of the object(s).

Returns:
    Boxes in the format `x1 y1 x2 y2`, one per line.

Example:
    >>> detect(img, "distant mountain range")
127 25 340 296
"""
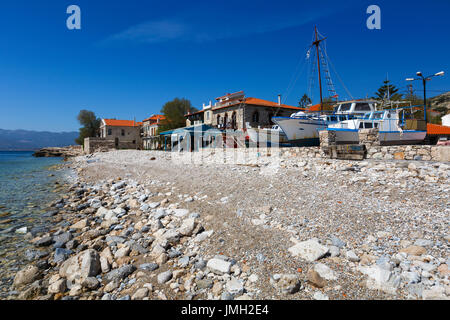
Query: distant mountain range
0 129 79 151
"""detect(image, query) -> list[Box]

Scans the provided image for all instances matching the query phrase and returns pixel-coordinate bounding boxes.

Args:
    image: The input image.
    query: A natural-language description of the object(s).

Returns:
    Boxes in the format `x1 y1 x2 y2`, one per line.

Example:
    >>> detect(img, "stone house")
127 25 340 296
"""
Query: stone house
99 119 142 149
185 91 302 130
142 114 166 150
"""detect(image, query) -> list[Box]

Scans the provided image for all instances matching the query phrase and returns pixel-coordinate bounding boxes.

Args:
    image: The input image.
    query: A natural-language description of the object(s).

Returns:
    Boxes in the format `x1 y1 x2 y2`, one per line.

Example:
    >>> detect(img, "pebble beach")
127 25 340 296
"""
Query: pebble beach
4 149 449 300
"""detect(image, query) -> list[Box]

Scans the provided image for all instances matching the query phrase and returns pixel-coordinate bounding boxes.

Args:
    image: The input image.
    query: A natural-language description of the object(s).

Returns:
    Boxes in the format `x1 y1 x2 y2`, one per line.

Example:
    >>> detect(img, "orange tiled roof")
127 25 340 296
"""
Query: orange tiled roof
244 97 303 110
427 123 450 135
143 114 166 122
212 97 303 111
306 104 322 112
103 119 142 127
185 110 205 117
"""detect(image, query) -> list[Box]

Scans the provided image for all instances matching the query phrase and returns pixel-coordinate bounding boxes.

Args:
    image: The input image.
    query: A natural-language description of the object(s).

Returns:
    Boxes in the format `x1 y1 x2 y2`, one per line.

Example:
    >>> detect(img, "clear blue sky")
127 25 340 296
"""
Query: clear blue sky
0 0 449 132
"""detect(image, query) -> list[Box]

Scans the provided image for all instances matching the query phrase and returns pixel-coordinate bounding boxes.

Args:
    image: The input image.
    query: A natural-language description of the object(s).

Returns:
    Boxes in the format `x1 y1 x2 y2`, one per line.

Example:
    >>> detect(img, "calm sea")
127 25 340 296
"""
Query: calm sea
0 151 72 294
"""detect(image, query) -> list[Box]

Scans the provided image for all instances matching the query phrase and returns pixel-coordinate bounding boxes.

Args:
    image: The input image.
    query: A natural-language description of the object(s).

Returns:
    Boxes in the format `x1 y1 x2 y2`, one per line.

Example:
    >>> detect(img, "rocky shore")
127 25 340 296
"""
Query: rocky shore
32 146 83 159
5 150 449 300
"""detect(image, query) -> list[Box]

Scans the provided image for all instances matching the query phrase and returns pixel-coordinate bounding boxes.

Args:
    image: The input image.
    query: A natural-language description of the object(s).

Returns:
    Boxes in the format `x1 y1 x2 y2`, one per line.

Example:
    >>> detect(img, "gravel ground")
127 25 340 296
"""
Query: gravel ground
6 149 449 300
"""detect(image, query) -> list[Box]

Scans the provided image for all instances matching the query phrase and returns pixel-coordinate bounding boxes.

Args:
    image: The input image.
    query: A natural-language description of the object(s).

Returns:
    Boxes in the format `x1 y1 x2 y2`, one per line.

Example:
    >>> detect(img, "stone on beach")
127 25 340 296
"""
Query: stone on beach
173 209 189 218
207 258 232 275
157 270 173 284
288 239 329 262
132 288 149 300
13 265 41 288
48 279 67 294
314 263 337 280
104 264 137 283
307 270 327 288
271 274 301 294
400 245 426 256
71 219 87 230
226 277 244 296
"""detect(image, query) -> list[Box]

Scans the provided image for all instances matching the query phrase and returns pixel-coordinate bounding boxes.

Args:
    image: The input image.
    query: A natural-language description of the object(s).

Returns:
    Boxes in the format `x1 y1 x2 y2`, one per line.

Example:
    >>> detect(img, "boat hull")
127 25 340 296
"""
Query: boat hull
247 128 288 145
272 117 327 146
327 129 427 145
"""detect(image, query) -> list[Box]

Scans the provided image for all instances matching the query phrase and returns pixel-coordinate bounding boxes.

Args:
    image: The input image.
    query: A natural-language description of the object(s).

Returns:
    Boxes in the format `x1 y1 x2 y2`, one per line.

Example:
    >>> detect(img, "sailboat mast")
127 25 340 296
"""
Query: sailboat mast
313 26 323 113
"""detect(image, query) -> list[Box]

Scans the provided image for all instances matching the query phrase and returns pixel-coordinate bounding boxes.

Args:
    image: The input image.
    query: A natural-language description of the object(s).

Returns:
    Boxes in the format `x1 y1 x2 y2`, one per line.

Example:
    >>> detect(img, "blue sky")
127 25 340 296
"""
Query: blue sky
0 0 449 132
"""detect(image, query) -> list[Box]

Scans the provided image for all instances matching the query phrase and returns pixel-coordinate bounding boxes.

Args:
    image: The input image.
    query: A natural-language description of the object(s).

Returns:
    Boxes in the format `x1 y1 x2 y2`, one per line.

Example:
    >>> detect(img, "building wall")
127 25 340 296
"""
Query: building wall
442 114 450 127
211 106 244 129
142 121 163 150
204 109 213 125
211 105 296 129
100 125 141 142
99 125 141 149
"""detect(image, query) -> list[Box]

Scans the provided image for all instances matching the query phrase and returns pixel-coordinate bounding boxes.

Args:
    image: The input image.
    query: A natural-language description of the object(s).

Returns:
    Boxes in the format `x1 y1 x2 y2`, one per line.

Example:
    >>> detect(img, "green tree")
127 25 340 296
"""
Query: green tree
298 94 312 108
373 80 403 105
75 110 101 145
321 97 337 111
157 98 197 133
404 93 423 106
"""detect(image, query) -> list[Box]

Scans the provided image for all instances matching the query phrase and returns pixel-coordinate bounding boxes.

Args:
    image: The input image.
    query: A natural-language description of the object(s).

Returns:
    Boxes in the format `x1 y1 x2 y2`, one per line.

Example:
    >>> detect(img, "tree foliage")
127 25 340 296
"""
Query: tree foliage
157 98 197 133
404 93 424 106
373 80 403 104
75 110 101 145
298 94 312 108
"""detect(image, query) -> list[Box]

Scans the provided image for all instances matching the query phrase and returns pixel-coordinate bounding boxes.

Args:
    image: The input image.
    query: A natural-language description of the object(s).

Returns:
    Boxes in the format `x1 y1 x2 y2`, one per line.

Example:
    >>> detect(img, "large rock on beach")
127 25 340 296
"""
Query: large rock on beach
288 239 329 262
13 265 41 288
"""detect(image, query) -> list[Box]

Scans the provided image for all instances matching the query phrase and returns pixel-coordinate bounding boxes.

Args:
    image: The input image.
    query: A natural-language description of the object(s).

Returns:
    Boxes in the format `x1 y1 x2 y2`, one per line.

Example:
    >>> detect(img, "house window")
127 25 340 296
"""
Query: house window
121 129 125 136
107 128 112 135
231 112 237 129
252 111 259 123
206 112 210 120
132 140 136 144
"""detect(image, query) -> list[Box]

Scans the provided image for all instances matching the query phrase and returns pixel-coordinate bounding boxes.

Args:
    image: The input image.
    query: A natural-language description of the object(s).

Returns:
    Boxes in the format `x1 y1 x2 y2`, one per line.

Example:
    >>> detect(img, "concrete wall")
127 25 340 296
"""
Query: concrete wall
84 136 143 154
84 137 115 154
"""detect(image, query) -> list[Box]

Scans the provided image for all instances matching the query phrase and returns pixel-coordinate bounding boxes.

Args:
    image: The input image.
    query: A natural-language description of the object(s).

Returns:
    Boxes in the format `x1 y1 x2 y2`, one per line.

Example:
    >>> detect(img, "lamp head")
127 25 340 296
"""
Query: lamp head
435 71 445 77
416 71 423 77
406 78 415 81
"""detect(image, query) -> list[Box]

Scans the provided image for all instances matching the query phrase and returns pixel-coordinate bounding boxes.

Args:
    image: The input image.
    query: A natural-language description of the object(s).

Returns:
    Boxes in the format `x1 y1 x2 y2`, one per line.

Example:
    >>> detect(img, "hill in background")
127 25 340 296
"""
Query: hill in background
0 129 79 151
429 91 450 116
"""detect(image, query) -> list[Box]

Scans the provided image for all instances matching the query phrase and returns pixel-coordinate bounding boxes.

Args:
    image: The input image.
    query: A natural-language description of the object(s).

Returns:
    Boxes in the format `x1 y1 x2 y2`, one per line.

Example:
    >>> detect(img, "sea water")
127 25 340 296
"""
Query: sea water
0 151 72 294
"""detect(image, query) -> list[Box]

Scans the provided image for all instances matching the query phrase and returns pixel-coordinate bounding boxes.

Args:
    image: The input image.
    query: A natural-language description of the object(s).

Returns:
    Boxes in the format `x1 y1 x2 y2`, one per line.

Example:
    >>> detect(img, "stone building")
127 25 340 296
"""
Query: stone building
185 91 302 130
142 114 166 150
99 119 142 149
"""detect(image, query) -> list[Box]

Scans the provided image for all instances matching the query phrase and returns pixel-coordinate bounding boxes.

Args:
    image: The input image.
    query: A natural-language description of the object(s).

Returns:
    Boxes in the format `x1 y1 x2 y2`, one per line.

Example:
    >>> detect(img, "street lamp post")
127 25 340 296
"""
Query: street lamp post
406 71 445 123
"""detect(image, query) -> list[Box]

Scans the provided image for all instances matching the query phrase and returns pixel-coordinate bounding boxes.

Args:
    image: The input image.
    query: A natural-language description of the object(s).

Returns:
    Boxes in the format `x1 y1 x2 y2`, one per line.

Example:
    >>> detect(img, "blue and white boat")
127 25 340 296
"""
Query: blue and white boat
272 100 378 146
326 107 427 145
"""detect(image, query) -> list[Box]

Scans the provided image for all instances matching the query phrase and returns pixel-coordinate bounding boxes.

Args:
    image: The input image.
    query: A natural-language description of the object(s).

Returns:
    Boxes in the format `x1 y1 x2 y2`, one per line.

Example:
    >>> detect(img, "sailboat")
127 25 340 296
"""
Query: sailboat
272 27 377 146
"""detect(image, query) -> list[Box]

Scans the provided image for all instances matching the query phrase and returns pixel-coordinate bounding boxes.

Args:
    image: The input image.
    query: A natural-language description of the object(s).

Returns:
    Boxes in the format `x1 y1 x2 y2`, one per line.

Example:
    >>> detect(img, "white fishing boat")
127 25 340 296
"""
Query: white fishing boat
272 100 378 146
327 108 427 145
